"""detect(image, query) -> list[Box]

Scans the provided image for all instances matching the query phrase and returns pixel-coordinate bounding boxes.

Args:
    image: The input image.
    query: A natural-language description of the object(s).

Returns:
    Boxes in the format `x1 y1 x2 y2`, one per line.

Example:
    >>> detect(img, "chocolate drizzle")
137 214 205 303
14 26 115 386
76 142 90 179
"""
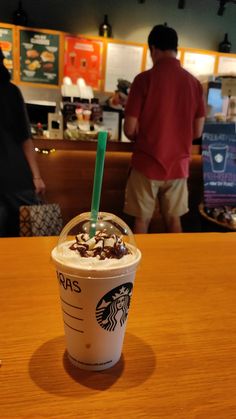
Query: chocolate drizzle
69 231 131 260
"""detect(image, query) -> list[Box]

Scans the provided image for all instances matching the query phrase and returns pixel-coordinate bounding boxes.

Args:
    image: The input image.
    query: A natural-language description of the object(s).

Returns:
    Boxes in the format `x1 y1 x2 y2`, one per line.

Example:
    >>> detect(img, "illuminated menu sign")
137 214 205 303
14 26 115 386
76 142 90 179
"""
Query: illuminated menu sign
20 29 59 85
64 36 103 89
0 26 14 78
105 42 144 92
218 56 236 75
183 51 216 78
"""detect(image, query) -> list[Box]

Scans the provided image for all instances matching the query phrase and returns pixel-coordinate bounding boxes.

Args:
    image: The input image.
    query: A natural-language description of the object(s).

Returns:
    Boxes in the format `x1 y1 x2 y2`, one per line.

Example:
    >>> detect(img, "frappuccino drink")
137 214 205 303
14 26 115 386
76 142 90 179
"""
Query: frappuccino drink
51 212 141 371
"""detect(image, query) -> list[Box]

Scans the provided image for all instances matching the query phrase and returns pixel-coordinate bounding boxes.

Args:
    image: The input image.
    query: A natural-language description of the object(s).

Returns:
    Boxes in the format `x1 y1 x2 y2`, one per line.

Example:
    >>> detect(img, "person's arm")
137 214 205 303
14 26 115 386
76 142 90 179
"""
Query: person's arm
22 138 46 194
124 73 146 141
193 83 206 140
124 116 139 141
193 116 205 140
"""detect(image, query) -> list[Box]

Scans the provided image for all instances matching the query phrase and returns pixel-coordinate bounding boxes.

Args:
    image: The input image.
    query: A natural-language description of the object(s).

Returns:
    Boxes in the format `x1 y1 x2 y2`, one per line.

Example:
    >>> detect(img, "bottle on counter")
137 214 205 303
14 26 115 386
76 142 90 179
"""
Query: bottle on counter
72 97 81 104
218 33 232 53
12 1 28 26
61 97 76 128
99 14 112 38
91 98 103 124
36 122 43 137
80 98 90 110
62 96 71 103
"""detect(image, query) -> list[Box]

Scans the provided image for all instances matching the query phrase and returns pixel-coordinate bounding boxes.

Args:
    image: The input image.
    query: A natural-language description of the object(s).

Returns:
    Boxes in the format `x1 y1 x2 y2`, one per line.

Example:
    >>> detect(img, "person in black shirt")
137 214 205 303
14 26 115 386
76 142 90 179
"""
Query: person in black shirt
0 48 46 236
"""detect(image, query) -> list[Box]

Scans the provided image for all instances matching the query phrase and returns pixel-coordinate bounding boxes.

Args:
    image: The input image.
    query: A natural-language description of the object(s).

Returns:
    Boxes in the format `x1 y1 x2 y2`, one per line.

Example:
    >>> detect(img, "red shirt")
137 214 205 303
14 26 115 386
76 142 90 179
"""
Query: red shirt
125 57 205 180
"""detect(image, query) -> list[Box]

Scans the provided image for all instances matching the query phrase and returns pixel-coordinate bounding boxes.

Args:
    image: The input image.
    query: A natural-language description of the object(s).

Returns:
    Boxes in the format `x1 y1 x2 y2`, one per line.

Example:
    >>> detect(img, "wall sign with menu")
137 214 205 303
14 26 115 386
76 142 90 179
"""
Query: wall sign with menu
64 35 103 89
19 28 60 85
145 48 182 70
0 24 14 79
104 41 144 92
1 20 236 92
217 55 236 76
183 50 216 78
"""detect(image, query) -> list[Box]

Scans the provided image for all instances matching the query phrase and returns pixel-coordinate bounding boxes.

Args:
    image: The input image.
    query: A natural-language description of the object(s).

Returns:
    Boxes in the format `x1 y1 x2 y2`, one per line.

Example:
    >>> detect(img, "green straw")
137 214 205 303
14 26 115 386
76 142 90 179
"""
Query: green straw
89 131 108 237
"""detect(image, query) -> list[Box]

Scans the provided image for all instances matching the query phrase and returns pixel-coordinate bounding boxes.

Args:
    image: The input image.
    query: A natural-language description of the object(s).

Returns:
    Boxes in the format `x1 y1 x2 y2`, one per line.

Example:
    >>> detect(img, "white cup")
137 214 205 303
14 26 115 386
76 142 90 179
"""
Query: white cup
51 212 141 371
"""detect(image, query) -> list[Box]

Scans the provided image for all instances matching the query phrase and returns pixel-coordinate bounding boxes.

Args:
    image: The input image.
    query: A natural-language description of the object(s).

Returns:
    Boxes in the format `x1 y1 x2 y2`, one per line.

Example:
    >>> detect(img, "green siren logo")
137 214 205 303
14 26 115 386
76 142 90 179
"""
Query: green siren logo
96 283 133 331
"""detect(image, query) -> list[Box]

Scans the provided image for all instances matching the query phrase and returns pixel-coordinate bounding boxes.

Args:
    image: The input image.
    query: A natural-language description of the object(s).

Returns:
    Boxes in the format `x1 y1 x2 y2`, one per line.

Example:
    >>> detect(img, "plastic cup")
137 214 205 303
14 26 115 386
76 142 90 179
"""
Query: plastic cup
83 110 91 121
51 212 141 371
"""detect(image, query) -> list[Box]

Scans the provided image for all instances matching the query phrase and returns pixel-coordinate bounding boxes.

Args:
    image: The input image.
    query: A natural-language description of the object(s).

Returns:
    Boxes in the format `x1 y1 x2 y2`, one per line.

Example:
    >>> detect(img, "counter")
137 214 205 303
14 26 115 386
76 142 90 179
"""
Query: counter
33 138 202 232
33 137 134 152
33 137 201 154
1 233 236 418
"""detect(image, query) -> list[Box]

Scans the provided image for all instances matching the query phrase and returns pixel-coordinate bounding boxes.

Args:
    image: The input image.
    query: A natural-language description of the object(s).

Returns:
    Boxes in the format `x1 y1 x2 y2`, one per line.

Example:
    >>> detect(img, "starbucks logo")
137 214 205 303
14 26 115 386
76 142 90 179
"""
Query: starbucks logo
214 153 224 163
96 283 133 331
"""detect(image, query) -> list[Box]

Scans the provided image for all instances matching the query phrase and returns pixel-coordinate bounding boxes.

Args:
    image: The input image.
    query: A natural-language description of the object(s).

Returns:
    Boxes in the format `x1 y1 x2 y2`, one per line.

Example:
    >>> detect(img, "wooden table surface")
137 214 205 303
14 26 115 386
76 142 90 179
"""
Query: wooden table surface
1 233 236 418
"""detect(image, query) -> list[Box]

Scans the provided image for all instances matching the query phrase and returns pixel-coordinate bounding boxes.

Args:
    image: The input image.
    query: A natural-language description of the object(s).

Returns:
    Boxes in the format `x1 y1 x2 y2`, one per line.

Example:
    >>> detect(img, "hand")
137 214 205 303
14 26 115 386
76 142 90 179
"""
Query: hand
33 177 46 195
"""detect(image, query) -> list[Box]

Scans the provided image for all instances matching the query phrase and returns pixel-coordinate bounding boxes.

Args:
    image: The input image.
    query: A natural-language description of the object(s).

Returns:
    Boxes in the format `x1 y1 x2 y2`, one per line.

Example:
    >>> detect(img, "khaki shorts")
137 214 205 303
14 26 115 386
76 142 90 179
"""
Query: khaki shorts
123 168 189 219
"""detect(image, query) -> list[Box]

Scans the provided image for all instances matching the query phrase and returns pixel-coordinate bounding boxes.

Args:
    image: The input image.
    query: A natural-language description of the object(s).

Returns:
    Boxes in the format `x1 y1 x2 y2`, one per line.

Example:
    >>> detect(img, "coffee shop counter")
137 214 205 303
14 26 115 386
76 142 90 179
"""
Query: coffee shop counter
33 137 134 152
1 233 236 418
32 138 202 232
32 137 201 154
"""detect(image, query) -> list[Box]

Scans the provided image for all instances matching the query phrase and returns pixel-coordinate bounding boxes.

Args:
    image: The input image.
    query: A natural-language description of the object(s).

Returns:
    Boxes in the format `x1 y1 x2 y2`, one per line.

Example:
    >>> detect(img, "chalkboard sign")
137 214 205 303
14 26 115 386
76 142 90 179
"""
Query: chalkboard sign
0 26 14 78
202 133 236 207
20 29 59 85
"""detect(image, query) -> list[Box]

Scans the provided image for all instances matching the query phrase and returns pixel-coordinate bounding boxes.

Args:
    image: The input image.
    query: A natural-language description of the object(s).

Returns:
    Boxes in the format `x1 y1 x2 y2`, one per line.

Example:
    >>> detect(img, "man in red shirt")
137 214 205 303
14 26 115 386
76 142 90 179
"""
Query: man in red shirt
123 24 205 233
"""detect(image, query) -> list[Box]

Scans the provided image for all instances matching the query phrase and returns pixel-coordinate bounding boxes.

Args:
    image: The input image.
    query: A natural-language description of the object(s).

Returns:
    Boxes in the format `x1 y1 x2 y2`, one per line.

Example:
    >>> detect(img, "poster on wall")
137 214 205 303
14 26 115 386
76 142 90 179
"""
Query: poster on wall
105 42 144 92
0 26 14 78
19 29 59 85
183 51 216 78
202 133 236 207
64 36 103 89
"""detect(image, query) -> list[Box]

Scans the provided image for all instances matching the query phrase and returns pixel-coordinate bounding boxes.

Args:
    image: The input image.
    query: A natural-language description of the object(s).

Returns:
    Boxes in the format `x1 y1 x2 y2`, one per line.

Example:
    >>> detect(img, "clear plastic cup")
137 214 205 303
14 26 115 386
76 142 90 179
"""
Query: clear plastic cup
51 212 141 371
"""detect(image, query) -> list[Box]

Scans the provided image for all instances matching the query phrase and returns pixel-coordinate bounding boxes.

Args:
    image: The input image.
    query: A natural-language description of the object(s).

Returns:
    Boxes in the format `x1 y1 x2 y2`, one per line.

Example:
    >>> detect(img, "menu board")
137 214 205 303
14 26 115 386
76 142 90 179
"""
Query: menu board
20 29 59 85
64 36 103 89
217 56 236 75
183 51 216 78
0 26 14 78
145 48 182 70
105 42 144 92
202 133 236 207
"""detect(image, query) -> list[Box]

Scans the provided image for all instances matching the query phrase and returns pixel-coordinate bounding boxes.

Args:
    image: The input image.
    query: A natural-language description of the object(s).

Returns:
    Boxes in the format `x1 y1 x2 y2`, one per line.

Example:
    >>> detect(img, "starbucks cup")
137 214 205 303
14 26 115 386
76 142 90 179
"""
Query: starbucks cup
51 212 141 371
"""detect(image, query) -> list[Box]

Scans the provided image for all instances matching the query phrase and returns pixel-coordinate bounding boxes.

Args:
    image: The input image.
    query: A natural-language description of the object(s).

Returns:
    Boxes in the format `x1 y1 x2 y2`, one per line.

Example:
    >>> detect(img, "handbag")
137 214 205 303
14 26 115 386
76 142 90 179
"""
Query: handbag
19 202 63 237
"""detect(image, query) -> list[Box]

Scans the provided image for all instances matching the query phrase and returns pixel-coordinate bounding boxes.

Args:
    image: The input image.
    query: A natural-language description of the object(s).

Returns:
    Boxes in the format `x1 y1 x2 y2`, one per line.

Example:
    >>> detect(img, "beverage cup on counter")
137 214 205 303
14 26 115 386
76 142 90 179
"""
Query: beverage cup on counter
83 109 92 121
51 212 141 371
75 107 83 121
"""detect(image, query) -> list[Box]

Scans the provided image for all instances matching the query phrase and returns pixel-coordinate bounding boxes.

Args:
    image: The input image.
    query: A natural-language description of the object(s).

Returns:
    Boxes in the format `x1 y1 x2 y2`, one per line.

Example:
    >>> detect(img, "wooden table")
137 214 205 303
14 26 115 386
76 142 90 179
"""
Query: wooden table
1 234 236 418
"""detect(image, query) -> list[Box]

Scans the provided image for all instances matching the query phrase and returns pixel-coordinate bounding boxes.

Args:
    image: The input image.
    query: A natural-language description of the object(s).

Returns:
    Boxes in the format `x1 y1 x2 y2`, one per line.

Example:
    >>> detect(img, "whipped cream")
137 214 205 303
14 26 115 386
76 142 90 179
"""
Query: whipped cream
70 231 131 260
54 231 138 270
